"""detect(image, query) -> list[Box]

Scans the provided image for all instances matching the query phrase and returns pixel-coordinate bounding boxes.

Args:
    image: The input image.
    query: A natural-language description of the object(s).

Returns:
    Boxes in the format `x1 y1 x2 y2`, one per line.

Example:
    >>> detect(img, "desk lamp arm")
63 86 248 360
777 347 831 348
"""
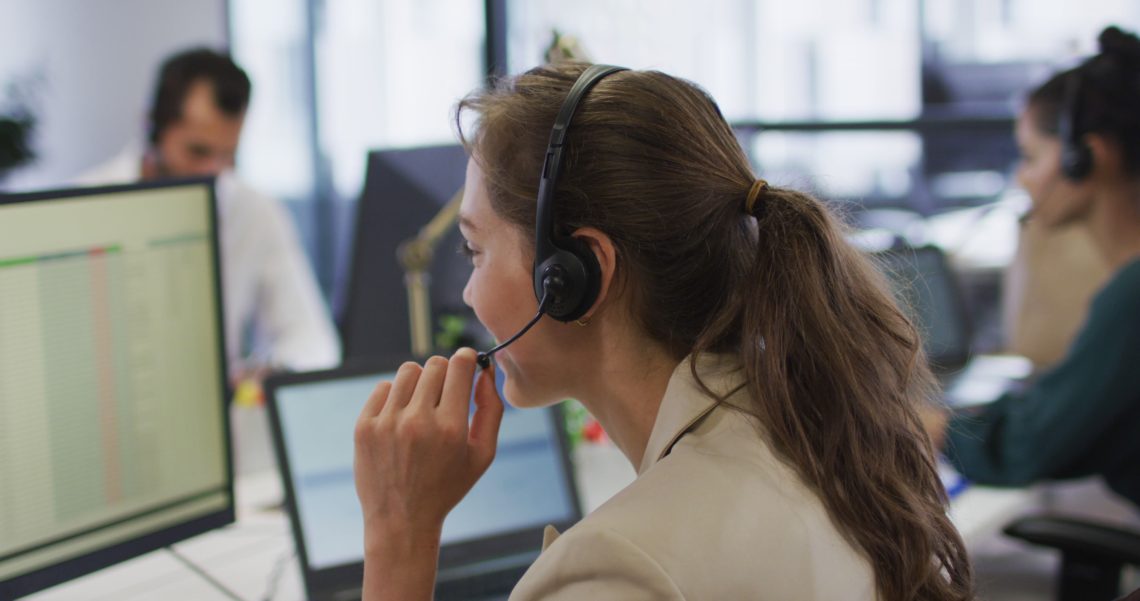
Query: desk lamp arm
397 187 463 358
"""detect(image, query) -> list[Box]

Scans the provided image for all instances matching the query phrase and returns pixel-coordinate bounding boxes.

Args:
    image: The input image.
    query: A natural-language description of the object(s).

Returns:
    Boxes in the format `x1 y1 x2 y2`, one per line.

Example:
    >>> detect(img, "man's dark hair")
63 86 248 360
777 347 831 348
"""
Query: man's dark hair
148 48 251 145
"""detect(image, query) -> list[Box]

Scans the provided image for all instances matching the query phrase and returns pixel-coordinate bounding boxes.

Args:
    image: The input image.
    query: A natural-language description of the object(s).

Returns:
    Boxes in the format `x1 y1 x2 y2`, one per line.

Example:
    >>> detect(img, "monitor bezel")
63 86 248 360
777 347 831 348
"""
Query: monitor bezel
265 358 584 600
0 178 235 599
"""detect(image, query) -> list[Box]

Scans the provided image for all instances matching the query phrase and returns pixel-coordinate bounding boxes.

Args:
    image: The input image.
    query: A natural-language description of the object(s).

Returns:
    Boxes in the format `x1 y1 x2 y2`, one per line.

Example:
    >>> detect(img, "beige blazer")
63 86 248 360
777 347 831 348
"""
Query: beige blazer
509 355 877 600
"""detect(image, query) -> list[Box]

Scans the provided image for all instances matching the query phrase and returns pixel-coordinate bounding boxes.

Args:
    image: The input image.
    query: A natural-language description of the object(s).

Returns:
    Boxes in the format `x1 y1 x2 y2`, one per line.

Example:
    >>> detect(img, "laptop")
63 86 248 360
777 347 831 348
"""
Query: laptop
874 245 1032 407
265 359 583 601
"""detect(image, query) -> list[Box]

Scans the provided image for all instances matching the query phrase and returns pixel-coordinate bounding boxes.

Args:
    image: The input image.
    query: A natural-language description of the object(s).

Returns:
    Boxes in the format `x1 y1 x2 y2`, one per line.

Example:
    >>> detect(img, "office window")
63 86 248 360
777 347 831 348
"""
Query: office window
916 1 1139 211
752 131 922 209
508 0 921 122
921 0 1140 116
229 0 315 204
229 0 485 298
753 0 921 121
506 0 759 120
507 0 924 218
226 0 1140 294
924 0 1140 65
315 0 484 200
231 0 483 204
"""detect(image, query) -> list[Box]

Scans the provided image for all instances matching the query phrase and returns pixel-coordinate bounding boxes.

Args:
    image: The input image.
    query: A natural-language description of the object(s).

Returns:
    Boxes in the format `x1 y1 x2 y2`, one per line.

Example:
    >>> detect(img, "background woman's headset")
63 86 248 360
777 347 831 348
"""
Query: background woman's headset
1059 69 1093 181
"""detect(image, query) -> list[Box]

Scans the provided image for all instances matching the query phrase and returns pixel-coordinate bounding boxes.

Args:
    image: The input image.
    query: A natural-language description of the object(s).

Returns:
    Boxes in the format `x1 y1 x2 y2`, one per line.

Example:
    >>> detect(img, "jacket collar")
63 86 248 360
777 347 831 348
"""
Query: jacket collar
542 354 748 552
636 353 747 476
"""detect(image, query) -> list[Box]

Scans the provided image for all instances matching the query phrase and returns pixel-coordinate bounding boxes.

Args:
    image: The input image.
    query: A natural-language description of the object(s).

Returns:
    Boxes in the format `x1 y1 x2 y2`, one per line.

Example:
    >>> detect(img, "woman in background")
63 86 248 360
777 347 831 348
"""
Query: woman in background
926 26 1140 509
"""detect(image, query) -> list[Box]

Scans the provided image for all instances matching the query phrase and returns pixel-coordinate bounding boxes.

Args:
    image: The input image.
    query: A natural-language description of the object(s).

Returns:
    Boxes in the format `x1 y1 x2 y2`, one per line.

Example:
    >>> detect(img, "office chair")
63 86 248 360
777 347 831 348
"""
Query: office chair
1003 515 1140 601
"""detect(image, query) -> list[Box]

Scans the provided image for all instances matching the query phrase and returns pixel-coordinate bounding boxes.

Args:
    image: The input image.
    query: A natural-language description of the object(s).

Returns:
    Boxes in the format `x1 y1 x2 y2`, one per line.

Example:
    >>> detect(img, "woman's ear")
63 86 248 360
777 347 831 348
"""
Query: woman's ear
571 227 617 322
1085 133 1126 180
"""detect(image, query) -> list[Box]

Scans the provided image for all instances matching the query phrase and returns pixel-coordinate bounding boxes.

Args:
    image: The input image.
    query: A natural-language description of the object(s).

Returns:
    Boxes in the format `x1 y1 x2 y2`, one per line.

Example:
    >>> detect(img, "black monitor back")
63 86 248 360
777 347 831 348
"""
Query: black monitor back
875 245 974 373
340 145 470 362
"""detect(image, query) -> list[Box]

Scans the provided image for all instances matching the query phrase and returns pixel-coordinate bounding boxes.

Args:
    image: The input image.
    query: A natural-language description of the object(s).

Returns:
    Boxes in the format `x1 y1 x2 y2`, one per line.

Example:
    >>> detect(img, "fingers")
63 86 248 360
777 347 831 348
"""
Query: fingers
354 351 502 534
380 352 475 417
467 365 504 472
409 355 449 412
381 362 424 414
439 348 479 427
371 353 497 475
359 379 393 420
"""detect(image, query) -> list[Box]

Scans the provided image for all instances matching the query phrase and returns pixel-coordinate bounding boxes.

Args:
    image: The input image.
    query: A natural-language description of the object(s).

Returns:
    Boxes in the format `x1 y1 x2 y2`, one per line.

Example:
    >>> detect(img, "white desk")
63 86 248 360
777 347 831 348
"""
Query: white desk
24 441 1039 601
23 471 298 601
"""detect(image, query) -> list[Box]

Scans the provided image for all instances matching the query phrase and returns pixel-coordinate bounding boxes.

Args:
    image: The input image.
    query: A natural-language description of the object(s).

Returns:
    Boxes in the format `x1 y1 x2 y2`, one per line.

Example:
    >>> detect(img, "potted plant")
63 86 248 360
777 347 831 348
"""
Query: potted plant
0 77 37 181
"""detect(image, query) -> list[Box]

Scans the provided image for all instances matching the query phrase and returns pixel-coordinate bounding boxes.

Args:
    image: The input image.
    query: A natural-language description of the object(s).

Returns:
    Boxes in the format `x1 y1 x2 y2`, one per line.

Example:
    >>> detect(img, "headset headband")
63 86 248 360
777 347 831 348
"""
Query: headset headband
532 64 628 318
1059 68 1093 180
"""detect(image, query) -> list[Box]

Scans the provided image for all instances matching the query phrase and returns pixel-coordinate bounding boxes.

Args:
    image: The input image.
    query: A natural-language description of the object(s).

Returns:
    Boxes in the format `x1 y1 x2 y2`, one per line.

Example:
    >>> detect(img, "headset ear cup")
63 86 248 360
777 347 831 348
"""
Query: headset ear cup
566 237 602 320
1062 142 1094 180
531 64 625 320
540 241 601 322
1058 70 1092 181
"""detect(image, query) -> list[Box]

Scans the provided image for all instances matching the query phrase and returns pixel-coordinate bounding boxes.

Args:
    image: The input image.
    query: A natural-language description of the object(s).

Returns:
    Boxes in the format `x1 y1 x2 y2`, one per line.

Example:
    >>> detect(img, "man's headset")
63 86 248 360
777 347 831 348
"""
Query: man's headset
476 64 628 369
1059 69 1093 181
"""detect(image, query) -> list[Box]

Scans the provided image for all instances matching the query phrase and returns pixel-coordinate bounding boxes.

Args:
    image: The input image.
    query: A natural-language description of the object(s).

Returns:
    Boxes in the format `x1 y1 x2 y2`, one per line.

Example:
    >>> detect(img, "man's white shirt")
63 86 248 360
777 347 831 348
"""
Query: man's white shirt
76 145 341 374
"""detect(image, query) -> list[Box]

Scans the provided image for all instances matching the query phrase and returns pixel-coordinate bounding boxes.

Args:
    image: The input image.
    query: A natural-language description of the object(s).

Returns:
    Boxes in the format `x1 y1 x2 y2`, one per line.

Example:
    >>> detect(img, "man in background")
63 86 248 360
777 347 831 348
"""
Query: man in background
79 48 340 378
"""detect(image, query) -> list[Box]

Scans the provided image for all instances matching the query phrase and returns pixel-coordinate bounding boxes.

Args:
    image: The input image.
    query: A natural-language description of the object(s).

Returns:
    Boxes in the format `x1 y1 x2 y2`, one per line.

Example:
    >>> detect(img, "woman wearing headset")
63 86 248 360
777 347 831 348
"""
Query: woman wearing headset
925 27 1140 509
353 63 973 600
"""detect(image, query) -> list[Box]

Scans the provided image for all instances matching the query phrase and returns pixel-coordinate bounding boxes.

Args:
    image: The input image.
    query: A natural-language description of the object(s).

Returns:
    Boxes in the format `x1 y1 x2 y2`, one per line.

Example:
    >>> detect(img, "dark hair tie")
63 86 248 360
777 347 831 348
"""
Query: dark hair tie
745 179 769 217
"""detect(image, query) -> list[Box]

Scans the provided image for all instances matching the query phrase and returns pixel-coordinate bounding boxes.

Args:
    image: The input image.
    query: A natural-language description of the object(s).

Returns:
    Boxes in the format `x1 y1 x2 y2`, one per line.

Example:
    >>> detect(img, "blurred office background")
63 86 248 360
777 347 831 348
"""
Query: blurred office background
2 0 1137 407
3 0 1137 315
3 2 1140 599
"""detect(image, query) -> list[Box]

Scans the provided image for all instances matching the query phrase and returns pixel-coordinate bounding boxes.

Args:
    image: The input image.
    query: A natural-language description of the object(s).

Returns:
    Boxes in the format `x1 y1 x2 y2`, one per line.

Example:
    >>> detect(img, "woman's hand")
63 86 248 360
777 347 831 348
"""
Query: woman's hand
353 347 504 601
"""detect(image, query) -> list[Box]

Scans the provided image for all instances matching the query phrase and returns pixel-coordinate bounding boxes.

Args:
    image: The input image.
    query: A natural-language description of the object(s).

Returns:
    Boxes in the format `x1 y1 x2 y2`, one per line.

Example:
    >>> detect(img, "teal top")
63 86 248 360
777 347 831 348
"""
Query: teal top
946 258 1140 508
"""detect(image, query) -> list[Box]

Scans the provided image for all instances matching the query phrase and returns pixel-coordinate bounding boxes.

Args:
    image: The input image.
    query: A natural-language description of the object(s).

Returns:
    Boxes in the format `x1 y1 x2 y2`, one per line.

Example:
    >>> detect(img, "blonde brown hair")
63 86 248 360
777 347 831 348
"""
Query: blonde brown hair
457 63 972 601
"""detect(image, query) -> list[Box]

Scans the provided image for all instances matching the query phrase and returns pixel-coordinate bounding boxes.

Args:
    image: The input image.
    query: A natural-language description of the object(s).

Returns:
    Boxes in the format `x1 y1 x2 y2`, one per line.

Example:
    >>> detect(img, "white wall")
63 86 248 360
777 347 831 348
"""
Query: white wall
0 0 227 191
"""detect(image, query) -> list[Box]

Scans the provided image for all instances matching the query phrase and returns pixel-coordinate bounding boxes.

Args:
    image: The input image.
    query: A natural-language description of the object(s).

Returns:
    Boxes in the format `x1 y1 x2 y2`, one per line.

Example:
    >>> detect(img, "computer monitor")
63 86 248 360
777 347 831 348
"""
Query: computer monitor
875 245 974 372
340 144 471 362
0 180 233 598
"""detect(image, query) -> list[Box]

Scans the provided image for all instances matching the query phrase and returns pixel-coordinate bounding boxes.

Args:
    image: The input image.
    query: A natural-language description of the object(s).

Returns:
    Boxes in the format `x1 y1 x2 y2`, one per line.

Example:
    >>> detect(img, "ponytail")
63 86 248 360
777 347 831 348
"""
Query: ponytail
695 186 973 600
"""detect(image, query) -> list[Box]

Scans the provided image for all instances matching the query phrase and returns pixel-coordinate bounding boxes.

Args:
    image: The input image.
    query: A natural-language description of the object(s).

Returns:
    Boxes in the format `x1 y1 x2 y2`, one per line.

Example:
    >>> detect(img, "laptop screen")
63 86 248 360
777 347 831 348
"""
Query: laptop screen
271 369 579 571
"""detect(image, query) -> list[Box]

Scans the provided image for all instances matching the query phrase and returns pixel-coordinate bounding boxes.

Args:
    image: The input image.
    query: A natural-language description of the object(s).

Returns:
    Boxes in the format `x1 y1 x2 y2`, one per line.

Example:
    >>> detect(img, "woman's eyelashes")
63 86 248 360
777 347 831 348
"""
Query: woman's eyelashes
458 240 480 264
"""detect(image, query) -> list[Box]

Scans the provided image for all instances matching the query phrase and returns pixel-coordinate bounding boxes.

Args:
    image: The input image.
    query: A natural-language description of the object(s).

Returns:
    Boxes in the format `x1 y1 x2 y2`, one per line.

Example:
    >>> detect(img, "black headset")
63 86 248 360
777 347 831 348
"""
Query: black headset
1059 69 1094 181
532 64 628 322
474 64 629 369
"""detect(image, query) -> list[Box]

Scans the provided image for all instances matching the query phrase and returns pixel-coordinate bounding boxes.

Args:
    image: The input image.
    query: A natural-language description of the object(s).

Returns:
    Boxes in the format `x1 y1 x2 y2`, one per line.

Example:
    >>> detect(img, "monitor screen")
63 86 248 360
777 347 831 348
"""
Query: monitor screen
0 181 233 598
271 370 579 571
876 246 972 370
